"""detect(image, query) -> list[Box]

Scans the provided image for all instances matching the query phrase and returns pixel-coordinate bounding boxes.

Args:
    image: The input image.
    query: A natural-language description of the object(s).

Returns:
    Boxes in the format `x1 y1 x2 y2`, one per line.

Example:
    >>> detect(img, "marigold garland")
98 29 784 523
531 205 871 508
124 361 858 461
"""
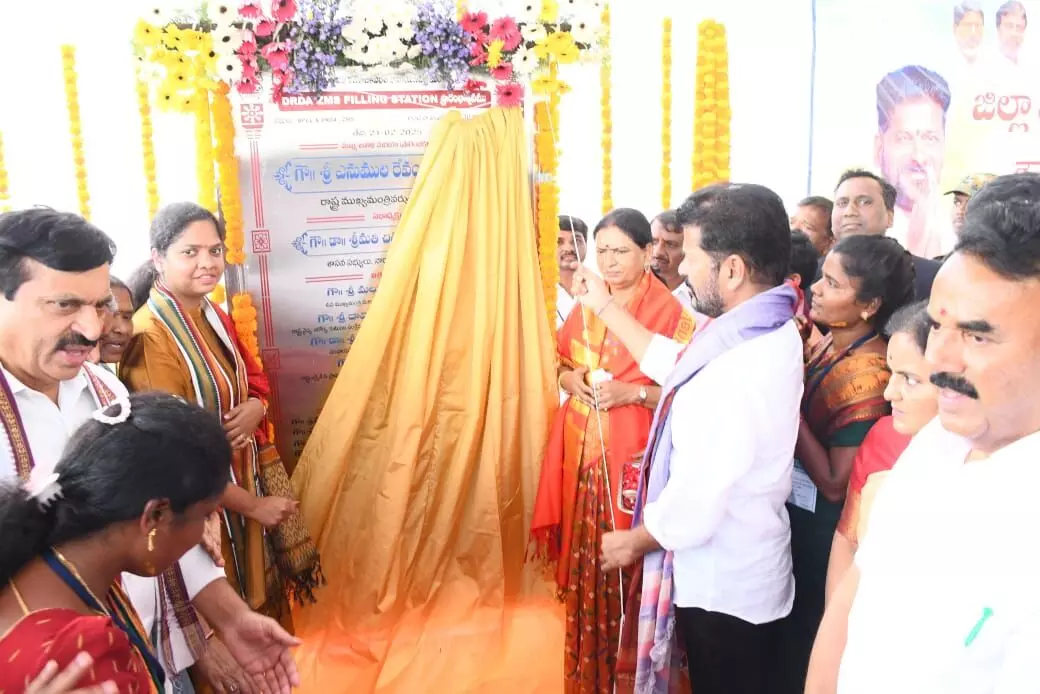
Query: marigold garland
533 46 562 332
209 283 227 306
136 75 160 220
231 292 262 368
693 20 731 190
0 131 9 213
194 90 218 214
600 3 612 214
61 46 90 220
211 84 246 265
661 17 672 210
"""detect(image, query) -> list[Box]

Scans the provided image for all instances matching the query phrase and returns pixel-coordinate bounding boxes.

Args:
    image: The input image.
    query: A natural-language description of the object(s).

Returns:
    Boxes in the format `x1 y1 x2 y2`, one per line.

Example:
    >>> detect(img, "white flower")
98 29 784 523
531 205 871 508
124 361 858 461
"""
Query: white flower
518 2 541 25
216 56 243 83
143 4 175 26
206 0 237 26
362 13 386 35
406 43 421 59
386 2 416 34
212 26 245 55
521 22 547 44
569 19 598 46
341 21 365 42
513 45 539 75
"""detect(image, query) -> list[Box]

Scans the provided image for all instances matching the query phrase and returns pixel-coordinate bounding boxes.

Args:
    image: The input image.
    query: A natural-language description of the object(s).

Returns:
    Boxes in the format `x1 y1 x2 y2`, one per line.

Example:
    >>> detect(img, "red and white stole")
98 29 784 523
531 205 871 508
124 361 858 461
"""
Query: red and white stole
0 364 117 481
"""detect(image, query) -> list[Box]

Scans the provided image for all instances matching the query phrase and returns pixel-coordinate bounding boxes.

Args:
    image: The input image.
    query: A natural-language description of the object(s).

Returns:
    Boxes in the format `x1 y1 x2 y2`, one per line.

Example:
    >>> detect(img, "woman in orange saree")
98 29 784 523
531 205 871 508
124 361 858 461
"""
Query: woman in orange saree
531 209 695 694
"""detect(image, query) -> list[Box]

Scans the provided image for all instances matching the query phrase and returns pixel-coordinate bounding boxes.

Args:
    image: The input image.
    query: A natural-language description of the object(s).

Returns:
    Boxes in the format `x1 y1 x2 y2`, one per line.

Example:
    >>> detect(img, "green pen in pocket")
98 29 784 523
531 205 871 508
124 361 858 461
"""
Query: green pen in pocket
964 607 994 647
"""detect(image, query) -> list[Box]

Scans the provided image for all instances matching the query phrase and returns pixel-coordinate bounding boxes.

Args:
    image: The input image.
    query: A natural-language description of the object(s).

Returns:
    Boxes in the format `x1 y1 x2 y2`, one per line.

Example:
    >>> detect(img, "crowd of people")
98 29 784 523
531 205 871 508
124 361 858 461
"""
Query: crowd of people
0 137 1035 694
0 202 320 693
538 168 1040 694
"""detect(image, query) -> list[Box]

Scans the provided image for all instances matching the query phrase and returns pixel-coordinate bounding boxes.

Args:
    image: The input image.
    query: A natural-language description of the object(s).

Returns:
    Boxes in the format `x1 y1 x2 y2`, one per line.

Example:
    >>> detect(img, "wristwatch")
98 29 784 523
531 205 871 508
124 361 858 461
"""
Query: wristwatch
638 386 648 402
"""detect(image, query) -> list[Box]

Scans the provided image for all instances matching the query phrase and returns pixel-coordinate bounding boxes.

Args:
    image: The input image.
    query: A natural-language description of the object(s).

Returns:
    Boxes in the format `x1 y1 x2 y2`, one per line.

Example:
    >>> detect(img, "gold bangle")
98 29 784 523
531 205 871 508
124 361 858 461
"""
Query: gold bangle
557 371 568 393
205 630 216 641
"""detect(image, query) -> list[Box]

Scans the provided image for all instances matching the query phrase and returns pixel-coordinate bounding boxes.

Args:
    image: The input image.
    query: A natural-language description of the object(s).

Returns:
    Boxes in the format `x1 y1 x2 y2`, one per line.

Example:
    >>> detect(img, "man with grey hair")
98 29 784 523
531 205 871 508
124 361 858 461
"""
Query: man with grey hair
954 2 985 63
997 0 1028 64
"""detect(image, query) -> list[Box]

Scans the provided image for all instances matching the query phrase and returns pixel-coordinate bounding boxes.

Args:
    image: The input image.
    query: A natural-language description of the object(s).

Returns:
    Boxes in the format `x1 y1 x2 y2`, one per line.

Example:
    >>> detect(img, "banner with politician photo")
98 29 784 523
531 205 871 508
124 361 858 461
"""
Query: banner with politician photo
810 1 1039 258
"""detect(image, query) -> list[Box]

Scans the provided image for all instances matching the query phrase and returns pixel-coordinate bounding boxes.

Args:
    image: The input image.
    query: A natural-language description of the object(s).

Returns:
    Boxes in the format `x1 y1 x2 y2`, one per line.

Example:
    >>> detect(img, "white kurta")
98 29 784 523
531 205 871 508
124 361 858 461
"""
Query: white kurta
839 420 1040 693
0 363 224 684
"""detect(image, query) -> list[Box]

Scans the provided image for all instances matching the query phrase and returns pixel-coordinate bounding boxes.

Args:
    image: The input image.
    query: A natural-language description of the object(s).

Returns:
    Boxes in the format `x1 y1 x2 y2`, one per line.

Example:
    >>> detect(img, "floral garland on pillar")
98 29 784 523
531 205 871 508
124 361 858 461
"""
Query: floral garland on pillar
136 75 160 220
194 90 218 214
661 17 672 210
600 3 612 214
210 83 265 385
61 46 90 220
693 20 731 190
0 131 9 213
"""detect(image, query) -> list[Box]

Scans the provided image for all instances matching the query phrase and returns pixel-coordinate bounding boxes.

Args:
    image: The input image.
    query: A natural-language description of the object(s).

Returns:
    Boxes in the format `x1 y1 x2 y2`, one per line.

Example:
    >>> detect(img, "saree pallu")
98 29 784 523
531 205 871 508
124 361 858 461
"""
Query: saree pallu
122 283 323 625
531 272 694 694
778 335 891 694
0 607 156 694
835 416 910 547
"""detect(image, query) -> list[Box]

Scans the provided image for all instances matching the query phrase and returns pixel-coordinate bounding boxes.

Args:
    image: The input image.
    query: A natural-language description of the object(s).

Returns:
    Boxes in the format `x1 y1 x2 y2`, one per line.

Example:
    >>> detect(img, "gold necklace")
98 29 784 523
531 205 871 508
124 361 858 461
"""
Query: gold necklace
50 547 111 618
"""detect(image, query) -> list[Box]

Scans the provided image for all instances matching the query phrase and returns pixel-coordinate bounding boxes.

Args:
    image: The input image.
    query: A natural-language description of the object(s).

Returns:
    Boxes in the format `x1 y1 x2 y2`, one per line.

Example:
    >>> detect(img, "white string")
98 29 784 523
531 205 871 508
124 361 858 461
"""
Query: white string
547 99 627 632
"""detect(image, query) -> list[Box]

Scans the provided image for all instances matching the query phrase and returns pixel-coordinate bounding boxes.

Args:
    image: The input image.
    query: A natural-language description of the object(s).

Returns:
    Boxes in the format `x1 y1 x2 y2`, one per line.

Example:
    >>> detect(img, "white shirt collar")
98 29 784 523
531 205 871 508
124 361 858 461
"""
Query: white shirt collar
0 364 91 399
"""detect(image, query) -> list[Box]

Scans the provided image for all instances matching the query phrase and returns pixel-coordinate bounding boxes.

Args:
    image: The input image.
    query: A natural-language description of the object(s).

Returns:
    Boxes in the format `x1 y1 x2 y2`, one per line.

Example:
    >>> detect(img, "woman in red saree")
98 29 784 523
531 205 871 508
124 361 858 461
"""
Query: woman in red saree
824 300 937 597
0 393 233 694
531 209 695 694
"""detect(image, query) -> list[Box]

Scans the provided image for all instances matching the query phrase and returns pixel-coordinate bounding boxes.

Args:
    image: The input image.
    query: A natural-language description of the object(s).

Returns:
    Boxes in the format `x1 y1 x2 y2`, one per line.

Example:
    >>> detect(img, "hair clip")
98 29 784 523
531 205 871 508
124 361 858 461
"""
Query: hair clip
23 470 63 511
92 397 132 426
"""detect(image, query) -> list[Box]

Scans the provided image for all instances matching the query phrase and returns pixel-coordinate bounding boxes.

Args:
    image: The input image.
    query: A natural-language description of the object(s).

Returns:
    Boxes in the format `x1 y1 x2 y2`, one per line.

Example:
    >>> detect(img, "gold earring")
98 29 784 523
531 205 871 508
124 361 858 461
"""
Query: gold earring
861 311 870 321
147 528 157 553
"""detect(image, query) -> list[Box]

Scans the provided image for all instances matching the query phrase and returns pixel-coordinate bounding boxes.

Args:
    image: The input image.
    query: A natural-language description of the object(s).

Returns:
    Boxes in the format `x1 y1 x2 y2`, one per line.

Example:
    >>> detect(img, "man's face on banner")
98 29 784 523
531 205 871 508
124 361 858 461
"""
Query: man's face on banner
998 8 1027 62
955 10 985 61
875 96 946 210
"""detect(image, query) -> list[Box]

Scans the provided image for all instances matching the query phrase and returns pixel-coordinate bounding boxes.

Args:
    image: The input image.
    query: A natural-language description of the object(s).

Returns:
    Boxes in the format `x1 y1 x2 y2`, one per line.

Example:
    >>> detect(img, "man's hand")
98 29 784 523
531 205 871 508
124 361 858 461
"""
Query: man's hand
195 637 254 694
570 265 612 314
594 381 639 410
201 511 225 567
601 526 661 571
219 610 302 694
26 653 116 694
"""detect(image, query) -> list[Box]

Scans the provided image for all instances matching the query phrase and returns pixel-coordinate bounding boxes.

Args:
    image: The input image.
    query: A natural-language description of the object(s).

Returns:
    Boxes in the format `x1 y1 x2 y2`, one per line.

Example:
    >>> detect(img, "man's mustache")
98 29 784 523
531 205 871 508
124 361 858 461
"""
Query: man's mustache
55 332 98 351
930 372 980 399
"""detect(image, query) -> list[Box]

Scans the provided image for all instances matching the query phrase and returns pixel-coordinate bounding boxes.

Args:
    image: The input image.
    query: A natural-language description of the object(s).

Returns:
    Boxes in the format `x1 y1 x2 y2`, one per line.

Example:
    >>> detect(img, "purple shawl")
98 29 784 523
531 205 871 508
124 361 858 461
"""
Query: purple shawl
630 284 797 693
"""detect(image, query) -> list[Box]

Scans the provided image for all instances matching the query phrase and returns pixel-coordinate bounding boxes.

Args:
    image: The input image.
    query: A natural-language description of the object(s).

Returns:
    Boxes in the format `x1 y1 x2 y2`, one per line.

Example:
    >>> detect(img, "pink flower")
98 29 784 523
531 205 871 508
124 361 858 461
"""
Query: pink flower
240 60 258 80
469 42 487 66
238 1 263 18
261 41 291 71
490 62 514 81
270 0 297 23
460 11 488 34
496 82 524 107
238 37 258 56
490 17 522 51
470 28 488 44
254 18 277 37
236 74 259 94
464 78 487 92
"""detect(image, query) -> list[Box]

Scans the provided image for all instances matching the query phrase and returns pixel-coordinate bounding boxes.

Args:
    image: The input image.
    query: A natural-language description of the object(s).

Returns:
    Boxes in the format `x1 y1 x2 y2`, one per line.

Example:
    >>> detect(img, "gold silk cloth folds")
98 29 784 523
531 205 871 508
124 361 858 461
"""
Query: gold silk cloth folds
289 107 562 692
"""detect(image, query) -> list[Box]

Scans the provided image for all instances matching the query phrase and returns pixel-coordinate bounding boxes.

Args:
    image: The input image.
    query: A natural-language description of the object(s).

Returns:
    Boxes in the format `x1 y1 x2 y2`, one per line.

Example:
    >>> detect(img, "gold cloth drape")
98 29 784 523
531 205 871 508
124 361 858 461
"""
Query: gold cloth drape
290 107 562 692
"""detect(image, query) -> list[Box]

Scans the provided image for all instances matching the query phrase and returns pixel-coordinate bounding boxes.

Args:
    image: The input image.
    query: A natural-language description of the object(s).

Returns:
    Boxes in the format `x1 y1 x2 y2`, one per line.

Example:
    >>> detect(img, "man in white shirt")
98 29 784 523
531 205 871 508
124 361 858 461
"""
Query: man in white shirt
0 208 299 692
807 172 1040 693
574 184 803 694
555 214 587 328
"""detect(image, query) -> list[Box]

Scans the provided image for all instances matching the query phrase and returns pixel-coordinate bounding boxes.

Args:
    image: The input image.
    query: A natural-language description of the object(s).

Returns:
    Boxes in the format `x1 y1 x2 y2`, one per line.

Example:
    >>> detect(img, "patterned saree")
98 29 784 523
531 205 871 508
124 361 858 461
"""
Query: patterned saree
531 272 694 694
